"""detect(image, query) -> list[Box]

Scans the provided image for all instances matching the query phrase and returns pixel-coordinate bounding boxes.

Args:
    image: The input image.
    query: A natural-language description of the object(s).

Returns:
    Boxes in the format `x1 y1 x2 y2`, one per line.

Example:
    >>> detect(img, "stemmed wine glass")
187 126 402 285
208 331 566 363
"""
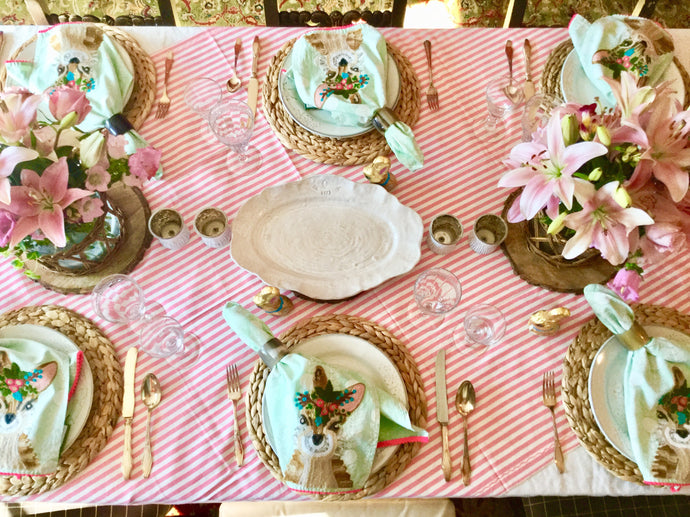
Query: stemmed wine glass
184 77 223 120
91 274 198 361
407 268 462 329
208 99 262 175
473 74 524 141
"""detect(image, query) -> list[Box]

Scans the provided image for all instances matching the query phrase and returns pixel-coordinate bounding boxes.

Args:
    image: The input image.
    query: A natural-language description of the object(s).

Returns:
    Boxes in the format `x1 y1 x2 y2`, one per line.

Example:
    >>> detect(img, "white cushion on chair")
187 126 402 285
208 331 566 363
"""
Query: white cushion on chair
219 498 455 517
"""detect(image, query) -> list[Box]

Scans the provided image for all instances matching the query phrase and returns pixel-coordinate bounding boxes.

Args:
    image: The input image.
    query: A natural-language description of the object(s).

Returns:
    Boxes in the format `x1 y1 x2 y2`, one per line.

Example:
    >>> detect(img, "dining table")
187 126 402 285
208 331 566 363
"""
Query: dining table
1 21 690 505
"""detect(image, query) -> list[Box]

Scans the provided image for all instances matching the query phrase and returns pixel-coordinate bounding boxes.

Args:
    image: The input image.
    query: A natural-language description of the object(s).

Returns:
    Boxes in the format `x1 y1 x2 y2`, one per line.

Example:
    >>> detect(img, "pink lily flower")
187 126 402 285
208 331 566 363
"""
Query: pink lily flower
607 268 642 303
499 115 608 220
563 181 655 265
624 95 690 202
0 147 39 204
8 157 92 248
602 72 656 127
0 89 42 143
48 87 91 126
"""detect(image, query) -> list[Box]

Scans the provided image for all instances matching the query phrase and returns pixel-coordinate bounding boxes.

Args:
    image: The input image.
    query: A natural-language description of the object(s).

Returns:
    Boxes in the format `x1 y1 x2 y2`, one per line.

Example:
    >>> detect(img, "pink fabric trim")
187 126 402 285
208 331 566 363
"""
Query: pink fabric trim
38 23 85 34
376 435 429 448
643 480 690 492
0 471 52 477
67 350 84 401
4 60 31 64
289 486 361 495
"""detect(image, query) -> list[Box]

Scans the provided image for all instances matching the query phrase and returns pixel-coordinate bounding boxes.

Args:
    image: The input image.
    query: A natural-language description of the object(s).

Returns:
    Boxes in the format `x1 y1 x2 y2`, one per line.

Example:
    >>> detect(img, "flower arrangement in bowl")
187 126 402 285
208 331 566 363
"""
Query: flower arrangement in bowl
0 86 161 277
499 71 690 300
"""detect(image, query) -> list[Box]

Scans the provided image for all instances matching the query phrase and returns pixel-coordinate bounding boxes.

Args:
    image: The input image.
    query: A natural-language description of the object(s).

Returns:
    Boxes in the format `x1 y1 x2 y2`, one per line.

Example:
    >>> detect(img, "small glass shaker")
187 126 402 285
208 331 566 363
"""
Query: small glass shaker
193 207 232 248
468 214 508 255
427 214 463 255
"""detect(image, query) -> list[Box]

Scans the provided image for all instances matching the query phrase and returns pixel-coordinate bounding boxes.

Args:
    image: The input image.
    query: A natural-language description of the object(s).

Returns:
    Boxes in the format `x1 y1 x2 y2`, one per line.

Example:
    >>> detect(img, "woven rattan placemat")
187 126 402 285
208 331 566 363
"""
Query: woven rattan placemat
262 40 420 166
542 40 690 109
246 314 427 500
562 303 690 484
0 23 156 130
0 305 122 496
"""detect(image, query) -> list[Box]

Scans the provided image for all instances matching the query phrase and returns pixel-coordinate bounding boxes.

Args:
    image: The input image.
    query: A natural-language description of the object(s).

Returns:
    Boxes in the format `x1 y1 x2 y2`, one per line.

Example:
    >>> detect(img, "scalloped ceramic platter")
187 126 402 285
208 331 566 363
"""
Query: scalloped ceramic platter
588 325 690 461
231 175 423 300
262 333 407 474
278 50 400 139
561 49 685 110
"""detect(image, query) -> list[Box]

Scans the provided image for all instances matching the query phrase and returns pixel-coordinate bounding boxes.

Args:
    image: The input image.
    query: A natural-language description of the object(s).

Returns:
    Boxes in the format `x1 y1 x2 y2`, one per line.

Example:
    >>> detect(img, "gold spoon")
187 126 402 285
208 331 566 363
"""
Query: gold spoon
141 373 162 478
226 38 242 93
503 40 522 103
455 380 476 486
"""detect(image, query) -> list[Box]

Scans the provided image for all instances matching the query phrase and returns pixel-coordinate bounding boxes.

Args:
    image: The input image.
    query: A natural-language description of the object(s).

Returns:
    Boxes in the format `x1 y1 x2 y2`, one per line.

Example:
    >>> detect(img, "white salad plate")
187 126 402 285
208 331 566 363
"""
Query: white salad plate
277 50 400 139
262 333 408 474
231 175 423 301
588 325 690 460
0 324 94 453
560 49 685 110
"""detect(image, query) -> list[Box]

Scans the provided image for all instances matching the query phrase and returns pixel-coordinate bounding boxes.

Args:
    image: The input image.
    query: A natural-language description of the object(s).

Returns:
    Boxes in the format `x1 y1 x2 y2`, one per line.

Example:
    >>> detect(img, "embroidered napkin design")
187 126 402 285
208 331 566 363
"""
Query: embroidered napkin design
569 15 675 108
288 24 424 172
222 302 428 494
584 284 690 489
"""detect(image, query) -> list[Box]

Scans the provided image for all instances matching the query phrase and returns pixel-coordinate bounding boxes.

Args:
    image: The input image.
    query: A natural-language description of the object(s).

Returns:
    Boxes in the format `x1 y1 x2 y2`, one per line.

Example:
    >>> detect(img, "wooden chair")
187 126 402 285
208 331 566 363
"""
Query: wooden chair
22 0 176 26
263 0 407 27
499 0 660 28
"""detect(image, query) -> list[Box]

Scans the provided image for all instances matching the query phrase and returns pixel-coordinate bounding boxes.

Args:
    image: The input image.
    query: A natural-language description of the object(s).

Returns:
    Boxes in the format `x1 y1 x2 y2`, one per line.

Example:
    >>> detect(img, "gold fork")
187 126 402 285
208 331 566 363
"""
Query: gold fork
155 51 174 119
542 371 565 473
423 40 439 111
226 364 245 467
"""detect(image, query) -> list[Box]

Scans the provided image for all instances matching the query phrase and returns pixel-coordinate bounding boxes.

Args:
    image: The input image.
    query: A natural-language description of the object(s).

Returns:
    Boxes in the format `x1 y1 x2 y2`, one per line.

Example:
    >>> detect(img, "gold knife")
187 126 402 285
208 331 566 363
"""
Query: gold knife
523 39 535 101
435 349 452 482
246 36 260 117
121 347 138 480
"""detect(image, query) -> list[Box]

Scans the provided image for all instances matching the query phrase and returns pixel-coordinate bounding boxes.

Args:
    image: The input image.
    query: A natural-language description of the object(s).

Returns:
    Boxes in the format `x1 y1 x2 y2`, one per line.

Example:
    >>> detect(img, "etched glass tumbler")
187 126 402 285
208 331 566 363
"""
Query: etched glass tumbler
208 99 262 175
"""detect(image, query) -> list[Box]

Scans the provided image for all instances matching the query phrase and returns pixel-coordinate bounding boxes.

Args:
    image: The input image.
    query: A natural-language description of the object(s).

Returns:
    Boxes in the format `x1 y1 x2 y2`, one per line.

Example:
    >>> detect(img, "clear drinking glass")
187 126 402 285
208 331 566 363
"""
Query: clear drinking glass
408 268 462 329
208 99 262 175
521 93 562 141
184 77 223 119
91 274 190 359
456 303 507 350
474 75 524 141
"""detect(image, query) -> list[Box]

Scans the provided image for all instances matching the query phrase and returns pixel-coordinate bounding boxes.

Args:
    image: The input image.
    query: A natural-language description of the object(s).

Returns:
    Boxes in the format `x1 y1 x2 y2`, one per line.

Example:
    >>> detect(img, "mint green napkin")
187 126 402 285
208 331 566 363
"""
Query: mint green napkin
5 24 158 171
222 302 427 494
569 15 675 108
584 285 690 489
0 337 80 475
288 24 423 172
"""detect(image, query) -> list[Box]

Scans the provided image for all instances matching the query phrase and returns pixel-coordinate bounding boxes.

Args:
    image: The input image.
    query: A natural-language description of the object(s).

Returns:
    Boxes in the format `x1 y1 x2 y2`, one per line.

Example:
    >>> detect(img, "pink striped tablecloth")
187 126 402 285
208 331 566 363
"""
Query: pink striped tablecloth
1 25 690 504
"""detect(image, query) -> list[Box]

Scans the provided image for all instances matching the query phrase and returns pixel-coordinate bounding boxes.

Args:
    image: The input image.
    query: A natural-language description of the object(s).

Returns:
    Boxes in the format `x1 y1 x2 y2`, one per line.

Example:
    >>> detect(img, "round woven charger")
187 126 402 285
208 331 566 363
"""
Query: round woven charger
262 40 420 166
246 314 427 500
0 305 122 496
0 23 156 130
562 303 690 484
542 40 690 109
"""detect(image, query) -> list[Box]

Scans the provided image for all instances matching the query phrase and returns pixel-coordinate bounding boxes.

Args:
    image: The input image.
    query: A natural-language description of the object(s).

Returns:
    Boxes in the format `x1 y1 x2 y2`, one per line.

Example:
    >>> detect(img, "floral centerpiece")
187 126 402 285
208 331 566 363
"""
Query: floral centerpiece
499 72 690 300
0 86 161 277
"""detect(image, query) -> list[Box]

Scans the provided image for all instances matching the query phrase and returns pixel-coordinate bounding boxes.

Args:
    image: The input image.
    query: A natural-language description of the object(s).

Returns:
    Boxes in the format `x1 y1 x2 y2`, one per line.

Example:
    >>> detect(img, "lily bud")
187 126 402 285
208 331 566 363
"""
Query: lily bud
561 115 579 146
59 111 78 130
588 167 603 182
596 125 611 146
547 212 568 235
79 131 106 169
614 186 632 208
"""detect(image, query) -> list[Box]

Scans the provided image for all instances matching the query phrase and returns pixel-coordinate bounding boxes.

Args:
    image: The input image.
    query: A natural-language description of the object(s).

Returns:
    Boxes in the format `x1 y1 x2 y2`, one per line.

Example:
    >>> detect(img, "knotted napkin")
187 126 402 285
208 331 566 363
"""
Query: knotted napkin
288 23 424 172
569 14 675 108
222 302 427 494
583 284 690 490
5 23 158 170
0 337 82 476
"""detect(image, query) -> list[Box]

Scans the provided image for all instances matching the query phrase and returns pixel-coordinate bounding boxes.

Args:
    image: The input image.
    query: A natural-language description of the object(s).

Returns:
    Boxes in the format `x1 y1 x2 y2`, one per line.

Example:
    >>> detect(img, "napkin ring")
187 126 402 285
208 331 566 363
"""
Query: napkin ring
617 321 651 351
372 107 399 134
105 114 134 136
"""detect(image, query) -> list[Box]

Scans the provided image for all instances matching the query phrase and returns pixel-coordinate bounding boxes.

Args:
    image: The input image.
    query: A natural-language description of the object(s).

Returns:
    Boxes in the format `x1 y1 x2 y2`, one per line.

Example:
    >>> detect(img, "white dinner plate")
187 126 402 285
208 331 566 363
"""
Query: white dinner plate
230 175 423 301
560 49 685 110
277 50 400 139
0 324 93 453
262 333 408 474
588 325 690 460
